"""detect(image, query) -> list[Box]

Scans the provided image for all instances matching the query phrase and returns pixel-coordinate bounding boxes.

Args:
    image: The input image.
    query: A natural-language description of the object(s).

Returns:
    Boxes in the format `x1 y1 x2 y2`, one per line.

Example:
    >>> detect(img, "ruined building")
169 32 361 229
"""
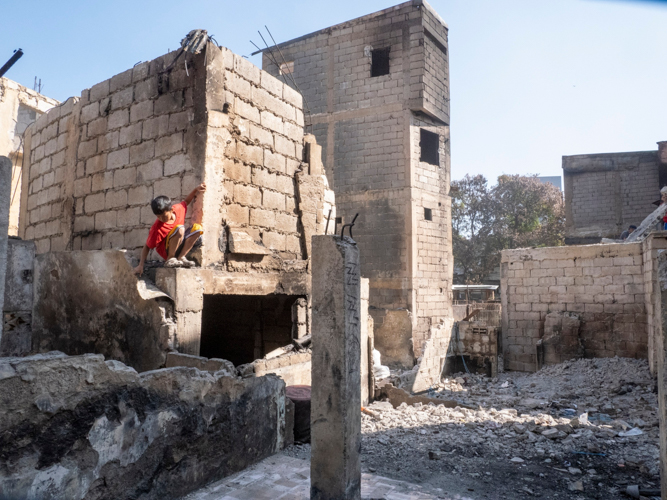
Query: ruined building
259 0 454 375
0 78 57 235
10 41 336 372
563 140 667 244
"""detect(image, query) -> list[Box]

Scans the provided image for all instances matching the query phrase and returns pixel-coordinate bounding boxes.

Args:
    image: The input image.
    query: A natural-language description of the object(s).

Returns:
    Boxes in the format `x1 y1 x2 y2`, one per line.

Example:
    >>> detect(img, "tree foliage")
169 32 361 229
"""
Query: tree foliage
451 174 565 284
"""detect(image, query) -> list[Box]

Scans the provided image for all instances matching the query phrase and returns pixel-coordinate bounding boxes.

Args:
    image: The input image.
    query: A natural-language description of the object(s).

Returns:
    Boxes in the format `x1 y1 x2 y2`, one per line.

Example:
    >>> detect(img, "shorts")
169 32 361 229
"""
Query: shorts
166 223 204 256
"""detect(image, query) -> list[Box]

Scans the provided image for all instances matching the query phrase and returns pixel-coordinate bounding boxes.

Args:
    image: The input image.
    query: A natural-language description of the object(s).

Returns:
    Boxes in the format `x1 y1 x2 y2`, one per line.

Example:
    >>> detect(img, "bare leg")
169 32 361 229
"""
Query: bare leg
167 227 185 259
176 232 200 259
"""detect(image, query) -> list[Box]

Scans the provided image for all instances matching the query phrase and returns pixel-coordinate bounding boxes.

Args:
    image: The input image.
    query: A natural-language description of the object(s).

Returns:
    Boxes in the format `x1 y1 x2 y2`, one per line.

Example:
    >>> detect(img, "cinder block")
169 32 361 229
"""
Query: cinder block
234 54 261 84
153 176 182 199
114 167 137 188
119 122 143 146
262 230 286 251
250 208 276 228
136 159 163 182
223 160 250 183
95 211 117 230
155 133 183 157
130 141 155 165
234 183 261 206
102 231 125 249
111 87 134 110
225 203 250 225
117 207 141 227
236 141 263 165
264 150 286 173
107 148 130 170
92 171 114 192
105 189 128 209
85 192 105 214
128 185 153 206
262 189 286 211
108 109 130 129
164 154 190 176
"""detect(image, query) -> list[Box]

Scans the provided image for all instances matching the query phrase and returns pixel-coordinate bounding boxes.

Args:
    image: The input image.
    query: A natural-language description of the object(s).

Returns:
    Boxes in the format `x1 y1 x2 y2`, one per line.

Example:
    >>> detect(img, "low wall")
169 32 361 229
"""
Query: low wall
0 352 286 500
32 250 174 372
501 242 648 372
1 238 35 356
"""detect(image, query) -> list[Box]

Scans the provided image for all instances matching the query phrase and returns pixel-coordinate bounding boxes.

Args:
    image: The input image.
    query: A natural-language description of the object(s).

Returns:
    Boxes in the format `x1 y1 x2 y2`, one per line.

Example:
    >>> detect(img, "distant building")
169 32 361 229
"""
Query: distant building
562 141 667 244
452 284 498 302
0 78 58 235
538 176 561 190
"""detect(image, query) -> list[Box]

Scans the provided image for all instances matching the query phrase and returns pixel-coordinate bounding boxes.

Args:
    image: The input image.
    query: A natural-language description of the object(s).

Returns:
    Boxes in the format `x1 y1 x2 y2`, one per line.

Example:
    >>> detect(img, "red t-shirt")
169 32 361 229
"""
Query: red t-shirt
146 201 187 259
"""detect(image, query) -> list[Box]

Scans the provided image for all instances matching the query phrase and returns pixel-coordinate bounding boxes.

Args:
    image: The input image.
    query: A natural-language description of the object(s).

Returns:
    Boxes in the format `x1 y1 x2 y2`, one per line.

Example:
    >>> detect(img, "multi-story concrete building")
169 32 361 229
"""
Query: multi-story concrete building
563 141 667 244
0 78 57 236
259 0 453 375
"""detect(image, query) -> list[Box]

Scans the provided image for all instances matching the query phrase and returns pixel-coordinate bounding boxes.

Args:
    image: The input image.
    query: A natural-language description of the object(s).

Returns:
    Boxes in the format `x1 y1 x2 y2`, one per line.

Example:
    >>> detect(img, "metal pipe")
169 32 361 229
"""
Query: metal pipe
0 49 24 78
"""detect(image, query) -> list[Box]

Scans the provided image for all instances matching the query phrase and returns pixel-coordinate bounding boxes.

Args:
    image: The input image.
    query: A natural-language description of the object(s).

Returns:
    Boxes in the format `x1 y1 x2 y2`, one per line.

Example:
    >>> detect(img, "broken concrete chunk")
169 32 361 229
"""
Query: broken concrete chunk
228 229 270 255
165 352 235 375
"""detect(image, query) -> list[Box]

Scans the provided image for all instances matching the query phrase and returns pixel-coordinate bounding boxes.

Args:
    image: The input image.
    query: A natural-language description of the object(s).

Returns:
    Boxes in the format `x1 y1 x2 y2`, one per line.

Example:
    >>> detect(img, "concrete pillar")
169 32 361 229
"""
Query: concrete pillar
0 156 12 343
310 235 361 500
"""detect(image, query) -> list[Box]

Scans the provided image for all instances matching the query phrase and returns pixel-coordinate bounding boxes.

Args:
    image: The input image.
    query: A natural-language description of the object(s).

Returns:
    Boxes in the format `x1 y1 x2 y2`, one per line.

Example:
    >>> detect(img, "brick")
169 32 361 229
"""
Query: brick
142 115 170 140
108 109 129 129
114 167 137 188
92 171 114 192
250 208 276 228
102 231 125 249
134 77 158 101
234 184 261 206
106 189 128 209
74 177 91 197
155 133 183 157
260 111 283 134
119 122 143 146
107 148 130 170
131 100 154 122
111 87 134 110
275 212 298 233
236 141 263 165
98 131 119 152
128 185 153 205
153 176 182 199
78 139 98 160
81 102 99 123
264 150 286 173
90 79 110 101
225 204 249 225
110 68 133 93
262 189 285 211
87 117 108 138
274 135 296 157
117 207 141 227
154 92 184 115
73 215 95 233
85 192 105 214
95 211 118 231
130 141 155 165
262 230 286 251
164 154 190 176
137 159 163 182
223 160 250 183
234 97 260 123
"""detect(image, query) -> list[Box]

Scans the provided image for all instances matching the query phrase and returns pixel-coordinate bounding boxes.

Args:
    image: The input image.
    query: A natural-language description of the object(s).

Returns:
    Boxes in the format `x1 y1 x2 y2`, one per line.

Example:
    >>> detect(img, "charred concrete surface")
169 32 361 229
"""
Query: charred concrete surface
0 238 35 356
0 352 286 500
32 251 174 372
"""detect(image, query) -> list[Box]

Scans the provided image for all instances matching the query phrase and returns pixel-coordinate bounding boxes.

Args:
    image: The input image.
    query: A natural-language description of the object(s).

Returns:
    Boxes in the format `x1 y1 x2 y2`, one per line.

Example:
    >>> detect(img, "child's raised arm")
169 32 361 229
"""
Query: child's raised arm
184 183 206 205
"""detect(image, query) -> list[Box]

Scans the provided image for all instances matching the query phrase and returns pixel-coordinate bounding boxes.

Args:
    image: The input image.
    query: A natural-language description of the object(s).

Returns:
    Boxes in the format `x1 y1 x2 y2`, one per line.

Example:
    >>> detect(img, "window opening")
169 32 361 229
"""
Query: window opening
424 208 432 221
420 129 440 166
371 48 390 77
279 61 294 75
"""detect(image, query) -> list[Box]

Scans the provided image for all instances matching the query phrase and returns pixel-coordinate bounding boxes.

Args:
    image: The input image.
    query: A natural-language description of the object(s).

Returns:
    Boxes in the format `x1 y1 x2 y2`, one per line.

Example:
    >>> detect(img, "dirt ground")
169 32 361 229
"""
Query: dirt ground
283 357 660 500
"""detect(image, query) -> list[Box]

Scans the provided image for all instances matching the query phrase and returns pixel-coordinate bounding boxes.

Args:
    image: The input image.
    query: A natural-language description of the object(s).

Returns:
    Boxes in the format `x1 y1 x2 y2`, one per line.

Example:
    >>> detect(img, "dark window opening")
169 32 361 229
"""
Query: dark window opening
200 294 304 365
371 48 390 77
335 217 343 224
420 129 440 166
424 208 432 221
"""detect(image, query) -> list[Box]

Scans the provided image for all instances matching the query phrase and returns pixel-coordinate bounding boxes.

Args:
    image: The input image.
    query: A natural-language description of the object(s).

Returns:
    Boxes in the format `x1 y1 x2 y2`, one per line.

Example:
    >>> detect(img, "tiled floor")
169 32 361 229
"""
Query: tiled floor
183 455 467 500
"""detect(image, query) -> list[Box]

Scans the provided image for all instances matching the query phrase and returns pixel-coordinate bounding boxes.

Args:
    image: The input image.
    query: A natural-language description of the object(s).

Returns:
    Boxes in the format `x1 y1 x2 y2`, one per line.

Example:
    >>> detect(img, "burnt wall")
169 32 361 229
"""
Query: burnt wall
31 250 173 372
0 352 286 500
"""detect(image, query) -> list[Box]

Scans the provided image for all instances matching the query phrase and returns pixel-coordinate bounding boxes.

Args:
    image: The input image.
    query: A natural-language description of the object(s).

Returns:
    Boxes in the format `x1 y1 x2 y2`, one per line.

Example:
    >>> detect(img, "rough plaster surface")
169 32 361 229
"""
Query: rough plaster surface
310 235 361 500
0 352 286 500
32 250 174 372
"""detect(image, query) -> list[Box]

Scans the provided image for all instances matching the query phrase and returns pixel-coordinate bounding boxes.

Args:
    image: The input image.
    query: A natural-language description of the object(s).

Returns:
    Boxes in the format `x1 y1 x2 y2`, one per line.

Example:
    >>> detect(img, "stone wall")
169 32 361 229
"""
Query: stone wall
0 352 286 500
501 243 648 372
262 0 453 377
563 150 660 243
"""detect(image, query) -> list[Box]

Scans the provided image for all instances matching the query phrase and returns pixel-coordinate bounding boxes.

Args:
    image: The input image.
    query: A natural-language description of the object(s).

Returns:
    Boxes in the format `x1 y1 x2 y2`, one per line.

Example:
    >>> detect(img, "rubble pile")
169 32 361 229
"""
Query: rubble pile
287 357 660 499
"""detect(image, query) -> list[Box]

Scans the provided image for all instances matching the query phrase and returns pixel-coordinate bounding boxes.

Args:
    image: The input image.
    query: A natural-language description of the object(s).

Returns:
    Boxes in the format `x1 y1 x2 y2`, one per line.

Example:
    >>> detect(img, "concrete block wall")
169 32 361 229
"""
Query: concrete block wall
21 50 203 258
641 232 667 375
261 0 453 376
201 46 308 265
501 243 648 372
563 150 660 242
20 44 331 271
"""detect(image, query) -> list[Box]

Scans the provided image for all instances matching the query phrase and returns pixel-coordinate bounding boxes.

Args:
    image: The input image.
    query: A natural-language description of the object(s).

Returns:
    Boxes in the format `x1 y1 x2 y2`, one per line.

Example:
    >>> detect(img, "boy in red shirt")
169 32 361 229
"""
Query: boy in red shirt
133 183 206 275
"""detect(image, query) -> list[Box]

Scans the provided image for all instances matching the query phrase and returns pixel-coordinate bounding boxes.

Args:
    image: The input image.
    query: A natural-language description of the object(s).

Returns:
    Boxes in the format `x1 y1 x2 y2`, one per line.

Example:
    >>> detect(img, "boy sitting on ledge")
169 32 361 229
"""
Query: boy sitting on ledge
133 183 206 275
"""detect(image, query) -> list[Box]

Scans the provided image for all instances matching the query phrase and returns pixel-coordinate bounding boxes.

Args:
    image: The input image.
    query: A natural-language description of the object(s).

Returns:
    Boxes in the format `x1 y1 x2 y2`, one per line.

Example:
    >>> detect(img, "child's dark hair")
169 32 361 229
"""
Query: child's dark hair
151 196 172 215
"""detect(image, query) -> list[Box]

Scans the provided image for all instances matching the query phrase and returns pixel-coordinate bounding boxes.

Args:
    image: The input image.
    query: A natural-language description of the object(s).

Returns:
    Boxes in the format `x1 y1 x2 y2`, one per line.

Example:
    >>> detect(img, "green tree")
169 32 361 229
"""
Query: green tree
451 174 564 285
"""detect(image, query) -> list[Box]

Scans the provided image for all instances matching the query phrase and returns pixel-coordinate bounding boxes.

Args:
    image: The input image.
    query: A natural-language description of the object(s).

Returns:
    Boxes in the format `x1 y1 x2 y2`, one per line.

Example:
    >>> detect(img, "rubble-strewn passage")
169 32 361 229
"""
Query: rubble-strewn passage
287 357 659 499
0 352 286 500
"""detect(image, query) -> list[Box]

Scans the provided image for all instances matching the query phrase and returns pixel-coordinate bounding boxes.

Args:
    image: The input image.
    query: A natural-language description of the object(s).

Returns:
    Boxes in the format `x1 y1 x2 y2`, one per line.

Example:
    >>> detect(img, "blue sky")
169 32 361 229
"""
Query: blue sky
2 0 665 182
